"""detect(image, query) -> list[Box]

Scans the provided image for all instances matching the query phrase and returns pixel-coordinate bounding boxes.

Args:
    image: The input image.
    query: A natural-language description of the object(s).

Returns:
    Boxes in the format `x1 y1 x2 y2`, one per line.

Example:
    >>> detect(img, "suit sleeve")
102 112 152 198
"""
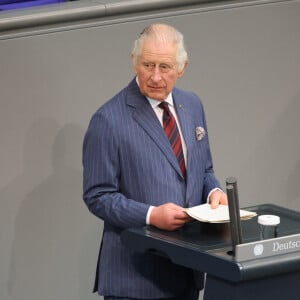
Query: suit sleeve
82 111 150 229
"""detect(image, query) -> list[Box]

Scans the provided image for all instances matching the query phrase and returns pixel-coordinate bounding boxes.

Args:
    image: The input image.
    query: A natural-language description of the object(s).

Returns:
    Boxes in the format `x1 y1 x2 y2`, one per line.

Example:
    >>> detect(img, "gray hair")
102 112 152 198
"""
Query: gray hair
132 24 188 71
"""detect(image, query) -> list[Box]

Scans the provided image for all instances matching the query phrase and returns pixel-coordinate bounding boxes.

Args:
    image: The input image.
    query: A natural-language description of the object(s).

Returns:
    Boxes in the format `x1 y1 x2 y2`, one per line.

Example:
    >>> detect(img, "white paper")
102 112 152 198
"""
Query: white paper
185 203 257 223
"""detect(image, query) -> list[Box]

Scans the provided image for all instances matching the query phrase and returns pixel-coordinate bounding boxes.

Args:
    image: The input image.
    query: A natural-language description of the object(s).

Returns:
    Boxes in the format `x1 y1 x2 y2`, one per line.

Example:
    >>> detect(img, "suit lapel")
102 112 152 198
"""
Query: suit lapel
126 80 183 178
173 91 198 193
173 91 195 157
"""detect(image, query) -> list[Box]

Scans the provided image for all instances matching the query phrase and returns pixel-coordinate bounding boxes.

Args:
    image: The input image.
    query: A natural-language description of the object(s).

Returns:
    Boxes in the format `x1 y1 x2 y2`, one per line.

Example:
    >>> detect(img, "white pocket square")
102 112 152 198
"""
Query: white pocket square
195 126 206 141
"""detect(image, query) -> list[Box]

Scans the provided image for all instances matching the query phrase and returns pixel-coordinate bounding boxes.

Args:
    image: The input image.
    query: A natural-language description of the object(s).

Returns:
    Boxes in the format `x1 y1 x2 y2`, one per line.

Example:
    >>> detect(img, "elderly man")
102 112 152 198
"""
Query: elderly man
83 23 227 300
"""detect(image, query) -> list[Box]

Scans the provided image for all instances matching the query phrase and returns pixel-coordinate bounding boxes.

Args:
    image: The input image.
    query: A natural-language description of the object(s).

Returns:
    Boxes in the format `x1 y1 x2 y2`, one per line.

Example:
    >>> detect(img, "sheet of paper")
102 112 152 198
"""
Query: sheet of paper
185 203 257 223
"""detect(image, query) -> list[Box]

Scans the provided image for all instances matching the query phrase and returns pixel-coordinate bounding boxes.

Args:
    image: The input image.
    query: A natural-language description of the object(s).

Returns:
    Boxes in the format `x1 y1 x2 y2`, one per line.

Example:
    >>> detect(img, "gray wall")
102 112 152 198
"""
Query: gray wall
1 0 300 299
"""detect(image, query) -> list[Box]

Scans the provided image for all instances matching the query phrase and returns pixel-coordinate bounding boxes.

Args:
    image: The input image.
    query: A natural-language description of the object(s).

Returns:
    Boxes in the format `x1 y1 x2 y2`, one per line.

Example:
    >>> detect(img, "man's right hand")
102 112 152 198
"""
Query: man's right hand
149 202 191 231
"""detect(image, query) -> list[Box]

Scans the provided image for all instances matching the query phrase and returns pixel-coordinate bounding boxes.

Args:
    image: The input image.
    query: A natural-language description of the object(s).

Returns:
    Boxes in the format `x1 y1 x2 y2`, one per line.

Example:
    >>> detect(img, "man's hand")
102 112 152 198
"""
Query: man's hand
209 189 228 209
149 202 191 231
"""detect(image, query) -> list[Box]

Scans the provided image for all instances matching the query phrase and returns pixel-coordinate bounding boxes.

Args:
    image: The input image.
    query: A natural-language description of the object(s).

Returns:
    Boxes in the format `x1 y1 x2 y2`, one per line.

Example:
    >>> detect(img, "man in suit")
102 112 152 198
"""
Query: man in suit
83 23 228 300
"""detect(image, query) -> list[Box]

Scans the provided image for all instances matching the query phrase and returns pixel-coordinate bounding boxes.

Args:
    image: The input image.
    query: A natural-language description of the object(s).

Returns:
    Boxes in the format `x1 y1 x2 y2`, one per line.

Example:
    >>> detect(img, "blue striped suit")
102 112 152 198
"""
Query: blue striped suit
82 78 221 298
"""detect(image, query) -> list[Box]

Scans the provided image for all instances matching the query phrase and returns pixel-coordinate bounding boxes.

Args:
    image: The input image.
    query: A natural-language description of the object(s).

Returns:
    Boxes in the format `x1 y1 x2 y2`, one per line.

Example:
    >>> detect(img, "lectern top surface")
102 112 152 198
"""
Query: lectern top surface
142 204 300 252
121 204 300 282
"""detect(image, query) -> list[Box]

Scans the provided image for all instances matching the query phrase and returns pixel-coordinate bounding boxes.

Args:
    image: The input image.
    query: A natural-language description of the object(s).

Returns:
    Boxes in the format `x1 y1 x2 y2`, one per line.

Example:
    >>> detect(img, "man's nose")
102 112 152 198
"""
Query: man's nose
151 66 162 81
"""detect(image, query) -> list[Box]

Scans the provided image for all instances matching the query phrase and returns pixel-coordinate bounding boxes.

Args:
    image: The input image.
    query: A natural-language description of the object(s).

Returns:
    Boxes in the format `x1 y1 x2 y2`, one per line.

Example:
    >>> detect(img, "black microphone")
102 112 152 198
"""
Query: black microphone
226 177 243 255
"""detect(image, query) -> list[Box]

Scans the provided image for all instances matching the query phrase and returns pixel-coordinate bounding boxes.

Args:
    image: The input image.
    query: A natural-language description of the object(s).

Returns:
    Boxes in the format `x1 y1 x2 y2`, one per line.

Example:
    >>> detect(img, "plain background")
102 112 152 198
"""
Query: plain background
1 0 300 299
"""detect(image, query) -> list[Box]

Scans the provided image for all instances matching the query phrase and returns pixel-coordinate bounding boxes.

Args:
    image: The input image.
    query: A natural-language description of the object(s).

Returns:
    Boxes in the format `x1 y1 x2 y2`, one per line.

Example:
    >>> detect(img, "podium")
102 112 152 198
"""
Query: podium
121 204 300 299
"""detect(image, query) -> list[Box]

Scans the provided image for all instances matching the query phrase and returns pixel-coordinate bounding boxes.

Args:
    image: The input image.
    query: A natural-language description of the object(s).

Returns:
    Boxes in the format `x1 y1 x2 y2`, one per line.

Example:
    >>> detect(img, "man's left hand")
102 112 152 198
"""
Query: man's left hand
209 189 228 209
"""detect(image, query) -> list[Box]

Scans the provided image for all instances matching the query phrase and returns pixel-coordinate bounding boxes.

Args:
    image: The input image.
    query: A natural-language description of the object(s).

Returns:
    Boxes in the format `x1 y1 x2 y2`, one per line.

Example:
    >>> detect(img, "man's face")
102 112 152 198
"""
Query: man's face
133 39 186 101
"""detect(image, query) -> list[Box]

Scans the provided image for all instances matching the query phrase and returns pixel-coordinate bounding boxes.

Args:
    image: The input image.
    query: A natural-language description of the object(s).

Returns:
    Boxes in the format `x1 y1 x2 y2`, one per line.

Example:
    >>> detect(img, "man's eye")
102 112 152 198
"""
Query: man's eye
160 64 172 72
143 63 154 69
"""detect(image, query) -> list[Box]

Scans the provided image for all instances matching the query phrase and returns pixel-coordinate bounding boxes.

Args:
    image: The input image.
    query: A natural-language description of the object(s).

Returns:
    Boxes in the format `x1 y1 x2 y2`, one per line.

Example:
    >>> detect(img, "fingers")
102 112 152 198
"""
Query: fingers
220 196 228 205
210 198 220 209
209 190 228 209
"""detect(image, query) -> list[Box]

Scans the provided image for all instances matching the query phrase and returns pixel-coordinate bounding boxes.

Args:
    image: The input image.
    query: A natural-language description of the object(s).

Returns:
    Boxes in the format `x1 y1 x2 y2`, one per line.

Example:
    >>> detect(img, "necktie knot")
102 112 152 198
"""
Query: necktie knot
158 101 170 112
158 102 171 122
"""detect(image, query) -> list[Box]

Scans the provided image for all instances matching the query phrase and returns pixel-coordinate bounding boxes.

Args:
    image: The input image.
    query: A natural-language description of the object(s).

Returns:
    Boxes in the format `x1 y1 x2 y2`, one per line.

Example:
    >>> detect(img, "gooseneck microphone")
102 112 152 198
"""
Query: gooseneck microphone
226 177 243 255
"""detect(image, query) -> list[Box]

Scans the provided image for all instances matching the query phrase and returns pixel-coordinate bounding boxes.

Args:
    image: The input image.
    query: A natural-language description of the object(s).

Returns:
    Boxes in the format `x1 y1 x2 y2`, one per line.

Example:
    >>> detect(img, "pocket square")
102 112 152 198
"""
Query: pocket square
195 126 206 141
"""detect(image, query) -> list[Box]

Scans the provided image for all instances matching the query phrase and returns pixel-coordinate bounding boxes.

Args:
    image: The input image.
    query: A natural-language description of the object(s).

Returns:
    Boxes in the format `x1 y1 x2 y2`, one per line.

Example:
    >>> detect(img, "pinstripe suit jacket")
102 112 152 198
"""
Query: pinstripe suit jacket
82 78 221 298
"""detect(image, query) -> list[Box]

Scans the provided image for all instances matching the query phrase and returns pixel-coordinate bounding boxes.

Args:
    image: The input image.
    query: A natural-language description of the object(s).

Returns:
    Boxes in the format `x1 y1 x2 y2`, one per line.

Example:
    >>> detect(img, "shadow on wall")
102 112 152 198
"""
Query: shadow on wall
4 119 100 300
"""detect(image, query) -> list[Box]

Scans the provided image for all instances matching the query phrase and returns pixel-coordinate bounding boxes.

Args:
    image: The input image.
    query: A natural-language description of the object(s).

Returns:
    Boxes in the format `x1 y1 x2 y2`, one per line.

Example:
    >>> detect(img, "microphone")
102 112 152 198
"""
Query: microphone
226 177 243 255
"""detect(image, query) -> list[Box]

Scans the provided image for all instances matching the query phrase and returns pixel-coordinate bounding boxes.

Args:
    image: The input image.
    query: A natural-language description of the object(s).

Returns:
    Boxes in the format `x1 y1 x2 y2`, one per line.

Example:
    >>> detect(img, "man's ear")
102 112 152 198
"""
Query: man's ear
132 55 139 75
178 61 188 78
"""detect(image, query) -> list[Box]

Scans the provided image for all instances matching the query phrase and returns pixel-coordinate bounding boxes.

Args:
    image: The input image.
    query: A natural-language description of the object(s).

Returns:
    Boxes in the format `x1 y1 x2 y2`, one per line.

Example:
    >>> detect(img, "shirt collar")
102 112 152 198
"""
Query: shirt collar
147 94 173 109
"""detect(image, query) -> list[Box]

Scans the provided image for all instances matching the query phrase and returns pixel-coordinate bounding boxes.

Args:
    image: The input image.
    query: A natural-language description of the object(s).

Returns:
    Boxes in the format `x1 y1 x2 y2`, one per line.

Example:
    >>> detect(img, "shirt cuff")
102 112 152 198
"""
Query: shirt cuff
146 206 154 225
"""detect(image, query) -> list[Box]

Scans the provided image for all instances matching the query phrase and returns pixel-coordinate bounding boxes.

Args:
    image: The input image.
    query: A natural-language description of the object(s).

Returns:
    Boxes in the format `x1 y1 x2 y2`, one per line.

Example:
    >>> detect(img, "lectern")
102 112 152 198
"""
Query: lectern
121 204 300 299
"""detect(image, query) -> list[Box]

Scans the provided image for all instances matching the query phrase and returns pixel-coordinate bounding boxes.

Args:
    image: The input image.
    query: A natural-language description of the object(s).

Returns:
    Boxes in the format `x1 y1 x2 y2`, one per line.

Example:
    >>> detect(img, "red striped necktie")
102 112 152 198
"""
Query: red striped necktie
158 102 186 179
